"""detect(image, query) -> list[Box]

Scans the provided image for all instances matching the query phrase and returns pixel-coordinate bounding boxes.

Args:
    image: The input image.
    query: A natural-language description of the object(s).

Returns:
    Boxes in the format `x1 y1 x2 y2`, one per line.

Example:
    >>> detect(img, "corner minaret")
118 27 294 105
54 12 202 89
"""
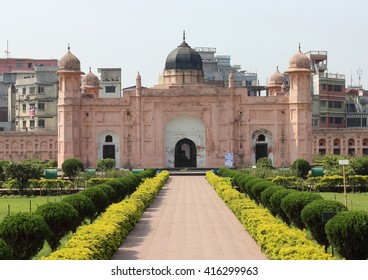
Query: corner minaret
285 46 313 164
57 46 84 167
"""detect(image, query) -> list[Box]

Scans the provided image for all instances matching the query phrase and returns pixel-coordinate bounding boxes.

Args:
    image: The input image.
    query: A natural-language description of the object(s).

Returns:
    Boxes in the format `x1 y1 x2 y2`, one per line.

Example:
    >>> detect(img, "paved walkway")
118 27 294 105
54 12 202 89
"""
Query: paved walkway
112 176 267 260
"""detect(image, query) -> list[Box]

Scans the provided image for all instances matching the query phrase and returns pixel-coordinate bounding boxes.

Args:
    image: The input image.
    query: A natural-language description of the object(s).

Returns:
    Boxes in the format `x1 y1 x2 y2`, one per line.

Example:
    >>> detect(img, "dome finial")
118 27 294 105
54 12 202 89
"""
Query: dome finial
89 66 91 72
298 42 301 52
183 30 186 42
276 66 279 71
68 43 70 51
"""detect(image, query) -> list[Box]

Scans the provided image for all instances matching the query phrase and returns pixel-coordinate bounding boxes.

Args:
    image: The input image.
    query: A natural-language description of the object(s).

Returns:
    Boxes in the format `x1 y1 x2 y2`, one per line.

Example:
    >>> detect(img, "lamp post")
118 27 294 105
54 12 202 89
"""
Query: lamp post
338 159 349 207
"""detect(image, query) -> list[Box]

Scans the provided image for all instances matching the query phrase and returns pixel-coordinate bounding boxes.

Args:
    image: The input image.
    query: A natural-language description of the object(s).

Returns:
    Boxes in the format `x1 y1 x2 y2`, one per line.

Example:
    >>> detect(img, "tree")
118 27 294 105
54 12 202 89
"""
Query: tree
0 160 9 181
301 200 347 251
79 187 110 217
3 162 43 194
291 158 311 178
350 157 368 175
62 194 96 222
61 158 84 181
35 202 80 251
0 213 51 260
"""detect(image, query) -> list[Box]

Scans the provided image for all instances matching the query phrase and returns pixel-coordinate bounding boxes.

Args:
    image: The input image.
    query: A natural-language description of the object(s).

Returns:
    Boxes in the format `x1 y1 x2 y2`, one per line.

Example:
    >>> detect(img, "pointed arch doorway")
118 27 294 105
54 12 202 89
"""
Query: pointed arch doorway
174 138 197 168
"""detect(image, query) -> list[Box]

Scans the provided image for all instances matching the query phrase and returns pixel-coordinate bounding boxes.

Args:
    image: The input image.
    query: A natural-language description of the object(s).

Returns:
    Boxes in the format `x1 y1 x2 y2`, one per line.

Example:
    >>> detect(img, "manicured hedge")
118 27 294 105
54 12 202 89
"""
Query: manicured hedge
0 213 51 260
206 171 332 260
280 192 323 229
259 185 284 214
269 189 296 224
0 238 13 260
43 171 169 260
62 194 96 221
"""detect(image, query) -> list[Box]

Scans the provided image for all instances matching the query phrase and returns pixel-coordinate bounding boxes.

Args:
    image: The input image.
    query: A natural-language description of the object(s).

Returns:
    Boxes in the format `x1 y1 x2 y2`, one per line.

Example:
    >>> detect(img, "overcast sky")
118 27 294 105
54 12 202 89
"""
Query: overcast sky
1 0 367 88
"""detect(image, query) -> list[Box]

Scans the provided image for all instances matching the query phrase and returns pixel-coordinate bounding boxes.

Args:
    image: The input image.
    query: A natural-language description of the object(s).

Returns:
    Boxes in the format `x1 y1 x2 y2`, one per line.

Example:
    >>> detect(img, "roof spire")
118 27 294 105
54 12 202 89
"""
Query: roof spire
276 66 279 71
67 43 70 51
298 42 301 52
183 30 186 42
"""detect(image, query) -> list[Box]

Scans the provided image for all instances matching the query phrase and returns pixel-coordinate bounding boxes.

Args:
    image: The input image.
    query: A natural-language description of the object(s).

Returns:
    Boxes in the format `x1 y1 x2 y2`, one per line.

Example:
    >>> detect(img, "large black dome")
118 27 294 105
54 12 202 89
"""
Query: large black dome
164 40 203 71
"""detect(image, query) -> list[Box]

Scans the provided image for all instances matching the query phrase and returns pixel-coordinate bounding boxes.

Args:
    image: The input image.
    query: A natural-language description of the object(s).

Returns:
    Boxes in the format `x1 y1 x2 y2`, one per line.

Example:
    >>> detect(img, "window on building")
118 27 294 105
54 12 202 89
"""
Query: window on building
329 117 334 124
28 63 32 68
38 87 44 93
334 101 343 108
16 62 23 68
30 120 35 128
321 117 326 123
320 100 327 107
29 87 35 94
38 103 45 110
347 118 361 127
38 119 45 128
22 120 26 128
257 134 266 142
105 135 113 142
363 148 368 155
328 85 333 91
22 88 26 94
319 149 326 155
335 117 343 124
105 86 116 93
312 119 319 127
348 148 355 156
333 85 342 92
347 103 356 113
328 101 334 108
363 118 367 127
333 149 341 155
22 104 26 111
320 84 326 91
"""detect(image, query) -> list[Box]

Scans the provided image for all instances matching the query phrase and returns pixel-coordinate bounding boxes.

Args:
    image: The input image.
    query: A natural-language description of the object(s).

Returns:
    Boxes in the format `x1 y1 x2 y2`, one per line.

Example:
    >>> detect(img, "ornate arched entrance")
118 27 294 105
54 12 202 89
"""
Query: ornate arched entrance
165 115 206 168
174 138 197 168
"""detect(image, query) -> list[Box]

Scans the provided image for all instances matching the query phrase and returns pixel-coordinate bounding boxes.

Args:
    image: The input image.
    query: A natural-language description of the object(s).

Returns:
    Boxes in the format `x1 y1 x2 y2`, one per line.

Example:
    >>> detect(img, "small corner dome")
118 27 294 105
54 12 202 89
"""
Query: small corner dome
82 68 99 87
268 68 286 85
59 47 81 71
288 50 311 70
164 39 203 71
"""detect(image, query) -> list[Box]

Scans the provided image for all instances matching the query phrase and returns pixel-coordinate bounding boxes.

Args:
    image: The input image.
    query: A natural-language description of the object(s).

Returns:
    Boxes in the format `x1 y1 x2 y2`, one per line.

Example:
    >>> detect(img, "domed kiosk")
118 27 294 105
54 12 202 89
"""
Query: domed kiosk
162 32 204 85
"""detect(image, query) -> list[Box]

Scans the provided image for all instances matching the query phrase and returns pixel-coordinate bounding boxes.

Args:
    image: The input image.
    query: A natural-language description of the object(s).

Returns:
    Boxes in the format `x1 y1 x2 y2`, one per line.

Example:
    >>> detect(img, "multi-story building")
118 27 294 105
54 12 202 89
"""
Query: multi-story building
306 51 346 129
98 68 122 98
13 66 58 132
0 58 58 131
195 47 258 88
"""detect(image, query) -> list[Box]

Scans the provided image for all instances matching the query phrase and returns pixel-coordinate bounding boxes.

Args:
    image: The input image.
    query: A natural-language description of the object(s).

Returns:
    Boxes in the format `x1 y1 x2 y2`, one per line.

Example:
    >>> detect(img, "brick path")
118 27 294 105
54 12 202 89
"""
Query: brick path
112 176 267 260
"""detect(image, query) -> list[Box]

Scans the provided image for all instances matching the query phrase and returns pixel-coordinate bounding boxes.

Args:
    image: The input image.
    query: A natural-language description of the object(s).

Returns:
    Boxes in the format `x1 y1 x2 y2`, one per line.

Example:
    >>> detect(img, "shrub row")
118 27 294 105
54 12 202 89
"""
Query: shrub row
206 171 332 260
307 175 368 192
43 170 169 260
0 169 157 259
217 168 368 260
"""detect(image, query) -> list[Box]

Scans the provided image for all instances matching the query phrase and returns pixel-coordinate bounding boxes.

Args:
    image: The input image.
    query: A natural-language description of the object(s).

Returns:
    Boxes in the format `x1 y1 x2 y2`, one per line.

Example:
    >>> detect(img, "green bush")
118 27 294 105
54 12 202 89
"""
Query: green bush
256 157 273 169
350 157 368 175
96 158 116 171
301 200 347 250
62 194 96 221
259 185 284 214
97 184 117 204
35 202 80 251
280 192 323 229
86 178 111 187
250 180 276 205
79 187 110 216
271 176 300 188
0 213 51 259
61 158 84 181
291 158 311 178
269 189 296 224
104 179 125 201
326 211 368 260
242 178 263 198
0 238 13 260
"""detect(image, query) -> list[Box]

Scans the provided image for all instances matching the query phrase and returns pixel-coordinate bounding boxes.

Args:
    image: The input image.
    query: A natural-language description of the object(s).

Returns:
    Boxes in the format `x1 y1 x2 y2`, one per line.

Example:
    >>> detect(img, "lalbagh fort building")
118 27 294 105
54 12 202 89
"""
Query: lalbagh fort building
0 35 367 169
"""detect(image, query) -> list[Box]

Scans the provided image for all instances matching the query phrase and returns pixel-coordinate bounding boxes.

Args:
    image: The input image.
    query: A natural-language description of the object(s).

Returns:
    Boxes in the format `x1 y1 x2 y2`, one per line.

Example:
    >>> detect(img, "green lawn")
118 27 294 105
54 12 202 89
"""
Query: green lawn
319 192 368 211
0 195 66 222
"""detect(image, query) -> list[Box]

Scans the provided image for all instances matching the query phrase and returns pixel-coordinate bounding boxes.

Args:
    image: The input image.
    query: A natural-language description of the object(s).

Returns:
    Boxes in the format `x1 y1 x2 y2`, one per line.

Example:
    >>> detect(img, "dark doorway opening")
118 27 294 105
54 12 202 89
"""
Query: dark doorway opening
174 138 197 168
255 143 268 162
103 145 115 159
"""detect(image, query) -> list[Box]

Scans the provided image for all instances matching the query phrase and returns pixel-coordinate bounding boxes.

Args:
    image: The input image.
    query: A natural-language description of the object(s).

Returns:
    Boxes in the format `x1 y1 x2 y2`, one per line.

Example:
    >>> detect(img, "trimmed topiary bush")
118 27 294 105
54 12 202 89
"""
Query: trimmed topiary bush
79 187 110 216
256 157 273 169
62 194 96 221
260 185 284 214
325 211 368 260
291 158 311 178
61 158 84 181
242 178 263 198
250 180 276 205
0 213 51 259
350 157 368 176
97 184 117 204
280 192 323 229
0 238 13 260
35 202 80 251
269 189 296 224
301 199 347 251
96 158 116 171
104 179 125 202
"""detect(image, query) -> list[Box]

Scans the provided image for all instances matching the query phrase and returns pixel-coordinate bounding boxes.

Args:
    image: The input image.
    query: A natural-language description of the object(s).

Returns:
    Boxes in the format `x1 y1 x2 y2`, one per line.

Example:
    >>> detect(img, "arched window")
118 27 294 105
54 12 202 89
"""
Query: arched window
257 134 266 142
105 135 113 143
